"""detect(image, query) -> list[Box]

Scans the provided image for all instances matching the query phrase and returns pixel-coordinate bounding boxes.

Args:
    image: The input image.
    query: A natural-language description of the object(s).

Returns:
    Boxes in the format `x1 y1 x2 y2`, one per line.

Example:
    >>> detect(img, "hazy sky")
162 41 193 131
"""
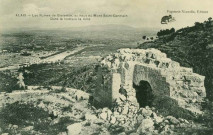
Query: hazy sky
0 0 212 31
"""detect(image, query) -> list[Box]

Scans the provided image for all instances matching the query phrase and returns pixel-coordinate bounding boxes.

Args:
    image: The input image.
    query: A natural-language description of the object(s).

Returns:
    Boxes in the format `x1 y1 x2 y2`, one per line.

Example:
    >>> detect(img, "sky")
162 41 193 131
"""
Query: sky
0 0 212 32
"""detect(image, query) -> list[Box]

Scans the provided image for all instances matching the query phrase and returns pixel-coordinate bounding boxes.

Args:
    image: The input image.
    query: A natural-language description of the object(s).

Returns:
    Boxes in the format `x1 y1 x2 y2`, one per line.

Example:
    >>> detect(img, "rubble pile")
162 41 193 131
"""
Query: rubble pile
96 106 192 135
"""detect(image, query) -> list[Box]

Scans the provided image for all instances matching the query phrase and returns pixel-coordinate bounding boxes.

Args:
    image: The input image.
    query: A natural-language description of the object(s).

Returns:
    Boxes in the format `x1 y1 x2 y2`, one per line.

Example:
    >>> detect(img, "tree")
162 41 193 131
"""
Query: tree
171 28 175 33
195 22 201 26
157 28 175 37
142 36 146 40
206 17 213 27
194 22 204 29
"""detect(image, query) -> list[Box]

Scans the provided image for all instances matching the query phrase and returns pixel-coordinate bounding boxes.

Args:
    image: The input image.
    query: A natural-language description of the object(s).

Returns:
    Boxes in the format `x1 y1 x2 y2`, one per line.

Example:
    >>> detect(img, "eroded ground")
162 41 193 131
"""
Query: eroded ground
0 86 208 135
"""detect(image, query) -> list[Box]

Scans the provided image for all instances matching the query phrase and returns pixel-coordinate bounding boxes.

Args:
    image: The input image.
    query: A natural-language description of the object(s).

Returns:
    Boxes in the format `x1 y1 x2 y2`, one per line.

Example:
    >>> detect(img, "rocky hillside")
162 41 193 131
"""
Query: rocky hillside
138 18 213 100
0 87 208 135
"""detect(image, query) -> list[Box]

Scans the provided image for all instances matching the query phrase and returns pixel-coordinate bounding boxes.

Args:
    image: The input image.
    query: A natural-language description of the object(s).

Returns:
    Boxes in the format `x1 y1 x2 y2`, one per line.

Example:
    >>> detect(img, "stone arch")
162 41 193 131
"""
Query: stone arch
133 64 171 97
133 80 154 107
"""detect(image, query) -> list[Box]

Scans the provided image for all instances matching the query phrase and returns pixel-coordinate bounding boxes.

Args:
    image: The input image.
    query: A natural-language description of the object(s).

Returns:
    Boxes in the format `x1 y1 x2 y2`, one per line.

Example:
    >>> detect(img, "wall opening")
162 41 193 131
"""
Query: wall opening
133 80 154 107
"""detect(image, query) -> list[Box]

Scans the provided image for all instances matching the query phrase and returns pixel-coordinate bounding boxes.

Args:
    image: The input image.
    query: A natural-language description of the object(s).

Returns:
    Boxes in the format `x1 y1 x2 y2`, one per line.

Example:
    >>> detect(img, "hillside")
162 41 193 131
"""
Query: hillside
1 22 213 134
138 18 213 100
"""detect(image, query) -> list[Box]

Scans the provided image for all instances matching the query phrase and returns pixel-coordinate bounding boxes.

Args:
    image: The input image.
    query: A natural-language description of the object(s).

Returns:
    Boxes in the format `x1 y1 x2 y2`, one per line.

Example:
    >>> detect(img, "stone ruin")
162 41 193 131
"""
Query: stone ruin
93 48 206 115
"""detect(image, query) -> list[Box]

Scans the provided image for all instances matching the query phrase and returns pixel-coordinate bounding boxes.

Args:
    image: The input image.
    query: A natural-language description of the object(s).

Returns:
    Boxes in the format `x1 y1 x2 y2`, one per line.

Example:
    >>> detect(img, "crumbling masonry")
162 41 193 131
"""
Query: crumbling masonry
93 48 206 114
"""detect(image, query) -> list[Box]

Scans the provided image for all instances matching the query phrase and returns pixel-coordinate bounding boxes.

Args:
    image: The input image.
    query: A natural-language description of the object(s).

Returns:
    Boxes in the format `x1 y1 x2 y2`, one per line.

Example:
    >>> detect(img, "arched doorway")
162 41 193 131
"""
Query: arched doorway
133 80 154 107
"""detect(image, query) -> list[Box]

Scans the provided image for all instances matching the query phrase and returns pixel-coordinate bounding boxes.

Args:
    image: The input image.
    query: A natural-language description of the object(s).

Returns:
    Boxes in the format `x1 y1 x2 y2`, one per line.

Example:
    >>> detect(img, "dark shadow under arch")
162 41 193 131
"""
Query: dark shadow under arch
133 80 154 107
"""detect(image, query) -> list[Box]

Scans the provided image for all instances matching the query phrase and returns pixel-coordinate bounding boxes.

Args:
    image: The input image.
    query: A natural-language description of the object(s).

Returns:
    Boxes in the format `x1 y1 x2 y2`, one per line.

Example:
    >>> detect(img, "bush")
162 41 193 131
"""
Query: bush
142 36 146 40
0 102 76 134
157 28 175 37
0 102 49 127
0 71 18 93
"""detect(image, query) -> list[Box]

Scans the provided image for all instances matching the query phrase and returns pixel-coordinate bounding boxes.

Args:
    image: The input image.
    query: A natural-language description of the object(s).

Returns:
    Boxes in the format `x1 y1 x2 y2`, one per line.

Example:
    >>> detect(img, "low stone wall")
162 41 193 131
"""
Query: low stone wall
93 48 206 114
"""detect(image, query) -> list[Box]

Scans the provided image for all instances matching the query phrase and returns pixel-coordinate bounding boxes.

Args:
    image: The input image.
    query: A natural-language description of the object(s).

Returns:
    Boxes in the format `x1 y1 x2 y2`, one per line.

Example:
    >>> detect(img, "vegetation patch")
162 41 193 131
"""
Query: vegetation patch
20 63 100 93
0 71 19 93
138 18 213 100
0 102 76 134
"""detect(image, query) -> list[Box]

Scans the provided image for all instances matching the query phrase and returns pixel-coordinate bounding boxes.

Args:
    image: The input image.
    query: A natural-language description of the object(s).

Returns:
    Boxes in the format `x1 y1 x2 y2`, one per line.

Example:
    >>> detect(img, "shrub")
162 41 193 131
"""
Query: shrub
0 102 76 134
157 28 175 37
142 36 146 40
0 71 18 93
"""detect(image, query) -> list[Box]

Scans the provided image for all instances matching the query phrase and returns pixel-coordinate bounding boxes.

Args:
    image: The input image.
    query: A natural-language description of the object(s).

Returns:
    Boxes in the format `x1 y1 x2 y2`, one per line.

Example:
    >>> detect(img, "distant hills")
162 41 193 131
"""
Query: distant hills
3 24 157 32
2 24 158 42
63 24 138 31
1 24 157 42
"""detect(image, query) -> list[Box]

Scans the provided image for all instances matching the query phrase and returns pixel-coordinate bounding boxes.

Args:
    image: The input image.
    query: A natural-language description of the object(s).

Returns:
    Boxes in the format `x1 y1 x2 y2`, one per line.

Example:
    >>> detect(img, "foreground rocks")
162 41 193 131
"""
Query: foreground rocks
67 123 82 135
0 87 198 135
95 106 192 135
0 87 94 135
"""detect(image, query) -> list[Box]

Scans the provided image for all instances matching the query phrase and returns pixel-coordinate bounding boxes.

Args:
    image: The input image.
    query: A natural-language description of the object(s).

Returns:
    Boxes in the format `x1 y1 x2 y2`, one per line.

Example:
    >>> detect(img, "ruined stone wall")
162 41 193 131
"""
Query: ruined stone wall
93 48 206 114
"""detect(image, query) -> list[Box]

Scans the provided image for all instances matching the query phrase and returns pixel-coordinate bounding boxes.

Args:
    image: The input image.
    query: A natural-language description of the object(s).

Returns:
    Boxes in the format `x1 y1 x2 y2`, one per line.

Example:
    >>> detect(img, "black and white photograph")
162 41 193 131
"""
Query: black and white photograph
0 0 213 134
